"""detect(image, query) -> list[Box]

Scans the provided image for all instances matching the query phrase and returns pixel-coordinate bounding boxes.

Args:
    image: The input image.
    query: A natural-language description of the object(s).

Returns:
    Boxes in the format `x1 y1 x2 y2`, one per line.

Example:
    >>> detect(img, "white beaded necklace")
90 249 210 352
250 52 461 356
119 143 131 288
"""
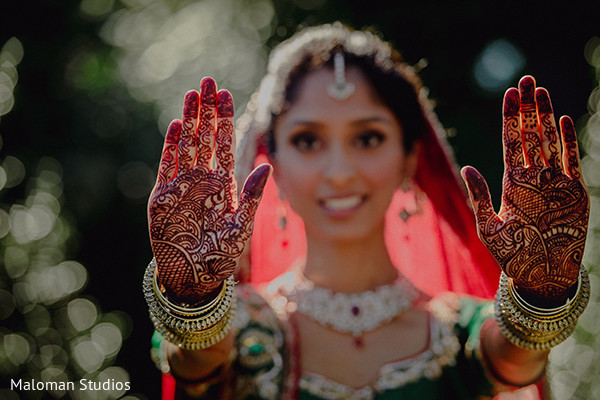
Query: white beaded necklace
288 273 419 347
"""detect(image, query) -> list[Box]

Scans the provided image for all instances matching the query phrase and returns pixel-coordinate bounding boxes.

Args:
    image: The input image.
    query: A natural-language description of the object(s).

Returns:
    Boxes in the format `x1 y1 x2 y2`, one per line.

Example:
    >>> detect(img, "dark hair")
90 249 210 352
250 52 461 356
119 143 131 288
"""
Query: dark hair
266 49 428 155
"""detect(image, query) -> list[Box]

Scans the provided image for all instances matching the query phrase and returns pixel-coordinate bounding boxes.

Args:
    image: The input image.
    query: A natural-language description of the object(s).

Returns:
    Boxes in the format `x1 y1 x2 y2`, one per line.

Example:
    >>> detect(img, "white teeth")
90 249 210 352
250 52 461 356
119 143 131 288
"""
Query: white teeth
323 196 362 210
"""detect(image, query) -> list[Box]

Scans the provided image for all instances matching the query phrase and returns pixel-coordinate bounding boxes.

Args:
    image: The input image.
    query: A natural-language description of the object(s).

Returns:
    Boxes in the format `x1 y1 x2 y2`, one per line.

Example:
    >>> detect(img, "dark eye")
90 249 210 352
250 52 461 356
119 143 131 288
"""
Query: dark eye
290 132 321 152
355 130 385 148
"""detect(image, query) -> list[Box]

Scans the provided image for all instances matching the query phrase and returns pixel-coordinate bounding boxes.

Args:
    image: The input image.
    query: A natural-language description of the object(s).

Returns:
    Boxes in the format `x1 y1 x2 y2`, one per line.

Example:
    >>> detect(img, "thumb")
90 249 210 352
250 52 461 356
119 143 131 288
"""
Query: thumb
234 163 273 240
241 163 272 201
460 166 499 235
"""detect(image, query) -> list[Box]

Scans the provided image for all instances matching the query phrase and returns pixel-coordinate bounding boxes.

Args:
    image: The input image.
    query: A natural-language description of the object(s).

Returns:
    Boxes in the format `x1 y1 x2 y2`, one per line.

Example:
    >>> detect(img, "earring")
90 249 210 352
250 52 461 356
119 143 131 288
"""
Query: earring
277 190 289 248
398 179 423 223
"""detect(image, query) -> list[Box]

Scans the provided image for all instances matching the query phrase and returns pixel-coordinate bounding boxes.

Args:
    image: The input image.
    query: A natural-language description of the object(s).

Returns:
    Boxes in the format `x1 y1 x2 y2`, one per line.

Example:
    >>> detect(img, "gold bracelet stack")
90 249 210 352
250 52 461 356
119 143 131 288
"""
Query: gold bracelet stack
495 265 590 351
143 259 236 350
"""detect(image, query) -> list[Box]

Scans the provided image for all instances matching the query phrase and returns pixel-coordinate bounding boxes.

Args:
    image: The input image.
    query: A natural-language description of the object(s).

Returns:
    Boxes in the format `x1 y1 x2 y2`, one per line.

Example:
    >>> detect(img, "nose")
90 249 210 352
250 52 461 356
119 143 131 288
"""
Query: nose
323 142 356 187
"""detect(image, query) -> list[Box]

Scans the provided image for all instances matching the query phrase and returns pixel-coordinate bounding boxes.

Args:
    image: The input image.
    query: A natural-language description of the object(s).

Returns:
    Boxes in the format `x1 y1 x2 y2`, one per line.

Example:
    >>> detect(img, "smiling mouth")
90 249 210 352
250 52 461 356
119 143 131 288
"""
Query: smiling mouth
321 195 364 212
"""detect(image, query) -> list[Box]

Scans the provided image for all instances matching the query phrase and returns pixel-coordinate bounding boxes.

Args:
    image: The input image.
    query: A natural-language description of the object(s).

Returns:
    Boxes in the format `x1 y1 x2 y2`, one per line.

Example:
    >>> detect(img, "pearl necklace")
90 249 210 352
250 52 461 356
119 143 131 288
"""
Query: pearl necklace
288 273 419 345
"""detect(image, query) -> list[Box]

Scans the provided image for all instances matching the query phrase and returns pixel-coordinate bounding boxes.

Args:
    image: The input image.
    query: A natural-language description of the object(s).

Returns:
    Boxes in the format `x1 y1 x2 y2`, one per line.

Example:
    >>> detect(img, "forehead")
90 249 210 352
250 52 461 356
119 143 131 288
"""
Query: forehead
278 66 395 126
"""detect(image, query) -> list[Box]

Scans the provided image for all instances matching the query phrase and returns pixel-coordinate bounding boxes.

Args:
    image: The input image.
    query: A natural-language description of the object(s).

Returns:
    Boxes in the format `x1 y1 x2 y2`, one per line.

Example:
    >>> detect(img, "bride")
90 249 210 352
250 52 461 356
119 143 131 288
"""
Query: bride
143 23 590 399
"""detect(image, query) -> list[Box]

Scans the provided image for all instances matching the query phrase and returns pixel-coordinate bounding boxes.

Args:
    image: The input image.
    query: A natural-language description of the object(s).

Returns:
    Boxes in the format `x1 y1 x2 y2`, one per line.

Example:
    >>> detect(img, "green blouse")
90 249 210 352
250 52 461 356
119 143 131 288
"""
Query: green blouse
154 284 509 400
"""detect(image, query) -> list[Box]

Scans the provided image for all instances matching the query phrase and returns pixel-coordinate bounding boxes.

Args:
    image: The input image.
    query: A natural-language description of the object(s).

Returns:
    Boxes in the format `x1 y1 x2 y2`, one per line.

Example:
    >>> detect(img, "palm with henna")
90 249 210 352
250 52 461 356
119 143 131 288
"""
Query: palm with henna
148 77 271 307
462 76 589 307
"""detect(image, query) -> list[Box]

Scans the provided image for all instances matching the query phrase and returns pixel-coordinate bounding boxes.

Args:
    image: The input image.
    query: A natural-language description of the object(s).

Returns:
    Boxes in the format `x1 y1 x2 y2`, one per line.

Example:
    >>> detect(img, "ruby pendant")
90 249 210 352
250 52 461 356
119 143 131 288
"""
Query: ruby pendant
353 336 364 349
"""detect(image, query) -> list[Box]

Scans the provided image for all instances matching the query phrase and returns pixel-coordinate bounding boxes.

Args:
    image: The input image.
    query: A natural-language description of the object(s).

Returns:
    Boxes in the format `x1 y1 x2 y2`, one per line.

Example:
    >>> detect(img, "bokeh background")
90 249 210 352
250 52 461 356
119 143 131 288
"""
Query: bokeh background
1 0 599 399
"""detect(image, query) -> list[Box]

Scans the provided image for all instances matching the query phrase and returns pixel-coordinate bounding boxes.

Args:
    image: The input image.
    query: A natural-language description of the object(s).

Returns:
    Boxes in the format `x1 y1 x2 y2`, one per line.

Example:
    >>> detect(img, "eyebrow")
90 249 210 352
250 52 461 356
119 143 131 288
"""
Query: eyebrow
284 116 394 129
350 116 394 126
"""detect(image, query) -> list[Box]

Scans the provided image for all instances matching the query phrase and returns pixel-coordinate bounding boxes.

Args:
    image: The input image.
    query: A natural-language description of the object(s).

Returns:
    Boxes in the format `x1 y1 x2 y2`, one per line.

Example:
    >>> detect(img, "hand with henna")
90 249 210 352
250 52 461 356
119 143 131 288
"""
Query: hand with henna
461 75 589 307
148 77 272 307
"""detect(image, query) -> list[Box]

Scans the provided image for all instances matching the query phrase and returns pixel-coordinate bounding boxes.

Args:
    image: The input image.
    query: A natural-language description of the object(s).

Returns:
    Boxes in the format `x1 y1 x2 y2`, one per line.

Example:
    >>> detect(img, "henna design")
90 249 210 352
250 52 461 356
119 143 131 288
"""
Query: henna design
178 91 200 173
216 91 235 173
492 165 587 301
155 120 181 189
502 88 523 168
148 77 271 306
519 78 542 166
561 116 582 180
464 76 589 306
197 79 216 171
536 88 561 167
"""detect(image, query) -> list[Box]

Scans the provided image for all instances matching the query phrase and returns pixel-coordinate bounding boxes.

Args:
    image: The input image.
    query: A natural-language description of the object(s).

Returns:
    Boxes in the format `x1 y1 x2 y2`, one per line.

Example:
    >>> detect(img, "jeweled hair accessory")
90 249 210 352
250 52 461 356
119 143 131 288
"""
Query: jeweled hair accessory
327 52 355 101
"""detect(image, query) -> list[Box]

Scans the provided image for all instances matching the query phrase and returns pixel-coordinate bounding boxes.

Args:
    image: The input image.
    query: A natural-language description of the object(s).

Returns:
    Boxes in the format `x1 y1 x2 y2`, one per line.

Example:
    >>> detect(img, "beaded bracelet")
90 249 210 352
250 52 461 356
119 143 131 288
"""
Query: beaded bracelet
495 265 590 351
143 259 236 350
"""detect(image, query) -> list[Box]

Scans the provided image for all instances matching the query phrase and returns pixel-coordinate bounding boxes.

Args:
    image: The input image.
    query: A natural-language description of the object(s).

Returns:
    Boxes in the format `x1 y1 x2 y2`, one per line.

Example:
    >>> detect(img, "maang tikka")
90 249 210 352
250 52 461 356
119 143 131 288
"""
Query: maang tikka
327 52 355 101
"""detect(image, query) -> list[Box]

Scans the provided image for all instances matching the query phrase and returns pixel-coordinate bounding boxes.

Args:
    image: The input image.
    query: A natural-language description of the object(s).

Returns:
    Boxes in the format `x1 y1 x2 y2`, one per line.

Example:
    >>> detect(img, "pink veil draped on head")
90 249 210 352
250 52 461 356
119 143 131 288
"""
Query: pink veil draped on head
234 23 501 299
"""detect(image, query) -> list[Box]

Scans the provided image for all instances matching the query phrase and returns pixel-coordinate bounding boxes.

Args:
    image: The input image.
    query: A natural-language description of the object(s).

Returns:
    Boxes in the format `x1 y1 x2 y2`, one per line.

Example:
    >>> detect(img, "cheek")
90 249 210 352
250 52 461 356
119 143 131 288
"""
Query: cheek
362 152 405 189
273 157 317 198
275 166 318 220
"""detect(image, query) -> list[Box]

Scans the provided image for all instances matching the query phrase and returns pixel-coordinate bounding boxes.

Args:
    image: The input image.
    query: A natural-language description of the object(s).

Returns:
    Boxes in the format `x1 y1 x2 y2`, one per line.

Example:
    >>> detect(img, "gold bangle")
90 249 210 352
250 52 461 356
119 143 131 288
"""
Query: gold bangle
495 311 577 351
495 265 590 350
508 273 581 319
151 259 226 316
144 259 235 332
499 266 589 331
150 300 237 350
150 266 234 332
143 259 237 349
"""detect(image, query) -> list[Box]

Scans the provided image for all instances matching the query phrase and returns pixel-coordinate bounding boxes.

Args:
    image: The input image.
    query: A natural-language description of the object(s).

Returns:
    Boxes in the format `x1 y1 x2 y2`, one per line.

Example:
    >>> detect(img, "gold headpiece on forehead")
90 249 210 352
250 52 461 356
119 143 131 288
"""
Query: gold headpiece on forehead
327 52 355 101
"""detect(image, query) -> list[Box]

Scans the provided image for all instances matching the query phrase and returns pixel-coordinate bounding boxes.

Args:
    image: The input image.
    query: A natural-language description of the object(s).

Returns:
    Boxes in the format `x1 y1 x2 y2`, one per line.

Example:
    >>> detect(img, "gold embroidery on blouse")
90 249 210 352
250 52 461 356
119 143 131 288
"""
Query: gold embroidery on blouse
297 297 461 399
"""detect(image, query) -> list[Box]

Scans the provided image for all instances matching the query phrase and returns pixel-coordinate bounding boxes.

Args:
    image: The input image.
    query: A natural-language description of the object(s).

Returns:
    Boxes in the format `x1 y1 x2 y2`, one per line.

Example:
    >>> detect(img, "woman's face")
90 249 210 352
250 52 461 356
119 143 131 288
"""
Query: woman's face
272 66 417 242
